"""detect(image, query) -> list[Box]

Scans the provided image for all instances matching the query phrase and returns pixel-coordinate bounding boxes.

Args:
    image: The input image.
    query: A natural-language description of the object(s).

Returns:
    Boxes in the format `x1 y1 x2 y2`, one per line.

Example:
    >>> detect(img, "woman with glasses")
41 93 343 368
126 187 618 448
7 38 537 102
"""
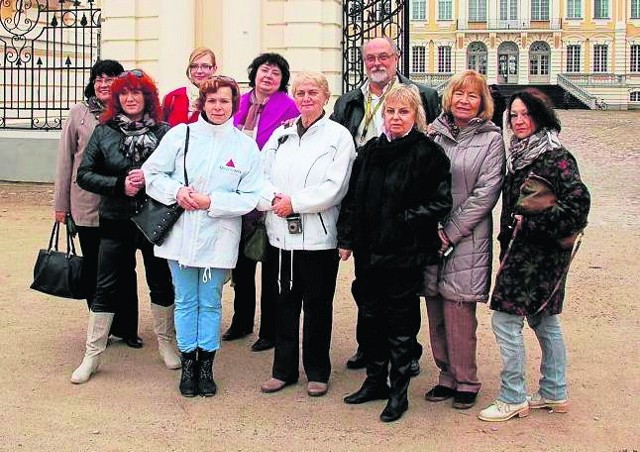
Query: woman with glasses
222 53 299 353
143 76 263 397
54 59 142 346
72 69 180 384
163 47 218 127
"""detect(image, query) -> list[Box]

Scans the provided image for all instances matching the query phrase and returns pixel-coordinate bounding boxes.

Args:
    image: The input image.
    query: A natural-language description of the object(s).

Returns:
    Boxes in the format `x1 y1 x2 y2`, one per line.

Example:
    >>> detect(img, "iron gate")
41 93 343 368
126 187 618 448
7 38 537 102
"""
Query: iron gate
341 0 409 93
0 0 101 130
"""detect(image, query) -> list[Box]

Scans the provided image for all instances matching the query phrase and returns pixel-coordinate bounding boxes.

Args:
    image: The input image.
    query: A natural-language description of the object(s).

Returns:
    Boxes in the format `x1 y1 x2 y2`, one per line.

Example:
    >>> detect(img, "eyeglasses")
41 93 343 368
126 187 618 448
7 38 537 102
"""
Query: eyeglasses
364 53 395 64
189 64 215 72
119 69 144 78
94 76 115 85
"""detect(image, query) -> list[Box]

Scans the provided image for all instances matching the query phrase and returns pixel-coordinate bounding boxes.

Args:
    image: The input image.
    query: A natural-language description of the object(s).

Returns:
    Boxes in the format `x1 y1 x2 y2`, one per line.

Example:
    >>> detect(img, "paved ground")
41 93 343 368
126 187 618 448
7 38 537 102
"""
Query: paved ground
0 109 638 451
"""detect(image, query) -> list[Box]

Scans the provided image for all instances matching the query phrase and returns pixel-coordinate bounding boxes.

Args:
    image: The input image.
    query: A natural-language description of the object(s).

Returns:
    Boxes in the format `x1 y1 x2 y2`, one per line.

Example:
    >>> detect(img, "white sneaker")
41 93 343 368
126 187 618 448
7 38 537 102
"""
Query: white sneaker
478 399 530 422
527 393 569 413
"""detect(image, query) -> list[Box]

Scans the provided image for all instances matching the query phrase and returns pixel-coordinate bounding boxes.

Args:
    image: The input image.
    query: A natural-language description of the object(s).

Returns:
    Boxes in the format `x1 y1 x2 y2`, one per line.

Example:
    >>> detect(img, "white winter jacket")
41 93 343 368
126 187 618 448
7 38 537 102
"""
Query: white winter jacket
258 114 356 250
142 115 263 268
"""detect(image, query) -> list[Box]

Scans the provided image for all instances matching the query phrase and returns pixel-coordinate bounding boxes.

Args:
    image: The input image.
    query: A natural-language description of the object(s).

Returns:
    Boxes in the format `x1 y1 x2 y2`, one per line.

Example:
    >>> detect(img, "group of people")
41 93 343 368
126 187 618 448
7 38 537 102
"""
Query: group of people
54 36 590 424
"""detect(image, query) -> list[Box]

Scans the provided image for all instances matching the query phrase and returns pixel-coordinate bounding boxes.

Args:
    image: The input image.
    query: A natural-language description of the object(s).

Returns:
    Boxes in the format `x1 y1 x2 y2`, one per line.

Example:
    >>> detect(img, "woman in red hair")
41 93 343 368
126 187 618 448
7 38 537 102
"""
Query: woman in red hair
72 69 180 384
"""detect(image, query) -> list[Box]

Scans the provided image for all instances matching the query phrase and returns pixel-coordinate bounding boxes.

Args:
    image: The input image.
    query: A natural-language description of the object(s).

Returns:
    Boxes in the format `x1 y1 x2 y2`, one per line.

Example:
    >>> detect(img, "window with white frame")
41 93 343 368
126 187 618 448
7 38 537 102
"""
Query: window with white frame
566 0 582 18
594 0 609 19
500 0 517 20
567 45 581 72
438 0 453 20
412 46 426 72
531 0 550 20
632 0 640 19
438 46 452 73
630 91 640 102
593 44 608 72
468 0 487 21
631 45 640 72
412 0 426 20
467 42 488 75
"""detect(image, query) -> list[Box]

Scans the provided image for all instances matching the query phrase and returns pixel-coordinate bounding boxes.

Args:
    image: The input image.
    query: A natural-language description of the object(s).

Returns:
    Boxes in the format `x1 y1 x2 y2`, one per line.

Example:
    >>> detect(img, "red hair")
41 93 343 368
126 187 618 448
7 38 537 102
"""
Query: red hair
100 70 163 123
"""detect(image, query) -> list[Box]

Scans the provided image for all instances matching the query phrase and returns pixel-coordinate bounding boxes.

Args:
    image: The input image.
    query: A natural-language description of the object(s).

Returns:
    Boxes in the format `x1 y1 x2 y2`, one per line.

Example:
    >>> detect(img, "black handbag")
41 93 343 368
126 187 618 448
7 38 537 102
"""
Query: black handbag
132 126 190 246
244 220 268 262
30 221 88 299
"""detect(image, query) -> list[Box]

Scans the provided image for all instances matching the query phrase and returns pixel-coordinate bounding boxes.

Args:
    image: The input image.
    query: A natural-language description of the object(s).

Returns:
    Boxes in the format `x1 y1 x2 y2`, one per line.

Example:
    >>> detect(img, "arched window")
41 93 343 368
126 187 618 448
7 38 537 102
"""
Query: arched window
529 41 550 76
467 41 488 75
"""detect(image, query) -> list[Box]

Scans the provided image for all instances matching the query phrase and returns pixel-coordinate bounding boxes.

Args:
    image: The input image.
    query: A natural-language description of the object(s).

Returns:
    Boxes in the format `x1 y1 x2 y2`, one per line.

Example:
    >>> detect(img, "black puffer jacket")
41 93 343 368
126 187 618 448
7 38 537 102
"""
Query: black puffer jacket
330 73 441 139
337 129 452 269
77 121 170 220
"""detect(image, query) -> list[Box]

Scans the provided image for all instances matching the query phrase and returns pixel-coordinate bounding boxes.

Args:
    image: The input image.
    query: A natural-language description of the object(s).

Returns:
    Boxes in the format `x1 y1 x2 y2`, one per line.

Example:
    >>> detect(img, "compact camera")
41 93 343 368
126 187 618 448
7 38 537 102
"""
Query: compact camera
286 214 303 234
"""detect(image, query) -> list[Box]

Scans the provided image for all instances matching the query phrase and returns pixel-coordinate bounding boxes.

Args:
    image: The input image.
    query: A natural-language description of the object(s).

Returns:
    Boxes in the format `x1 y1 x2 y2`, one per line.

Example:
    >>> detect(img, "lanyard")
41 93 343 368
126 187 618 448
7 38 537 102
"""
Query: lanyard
361 79 396 140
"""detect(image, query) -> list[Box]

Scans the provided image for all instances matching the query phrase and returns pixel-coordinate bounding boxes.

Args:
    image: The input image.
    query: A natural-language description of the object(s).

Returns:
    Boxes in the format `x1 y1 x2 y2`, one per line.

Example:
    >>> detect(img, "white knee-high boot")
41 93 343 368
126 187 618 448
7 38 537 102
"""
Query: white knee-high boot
71 312 114 384
151 304 181 370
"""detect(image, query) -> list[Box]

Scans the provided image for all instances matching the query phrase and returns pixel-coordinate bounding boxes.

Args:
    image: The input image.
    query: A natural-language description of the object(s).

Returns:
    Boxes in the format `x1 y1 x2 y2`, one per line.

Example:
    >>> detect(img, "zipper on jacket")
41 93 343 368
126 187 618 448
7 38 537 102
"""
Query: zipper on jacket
318 213 328 235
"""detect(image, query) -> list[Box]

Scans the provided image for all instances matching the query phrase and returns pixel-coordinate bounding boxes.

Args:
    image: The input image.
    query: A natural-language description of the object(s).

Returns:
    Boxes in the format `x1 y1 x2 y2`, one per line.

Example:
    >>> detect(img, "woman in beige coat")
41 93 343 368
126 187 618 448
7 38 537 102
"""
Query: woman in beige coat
54 60 139 347
423 70 505 409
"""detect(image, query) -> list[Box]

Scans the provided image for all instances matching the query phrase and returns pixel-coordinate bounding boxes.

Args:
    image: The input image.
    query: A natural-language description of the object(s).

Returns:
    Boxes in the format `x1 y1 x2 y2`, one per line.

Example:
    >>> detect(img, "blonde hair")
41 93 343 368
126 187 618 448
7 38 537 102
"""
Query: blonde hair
291 72 331 100
383 84 427 133
441 70 494 121
185 47 217 78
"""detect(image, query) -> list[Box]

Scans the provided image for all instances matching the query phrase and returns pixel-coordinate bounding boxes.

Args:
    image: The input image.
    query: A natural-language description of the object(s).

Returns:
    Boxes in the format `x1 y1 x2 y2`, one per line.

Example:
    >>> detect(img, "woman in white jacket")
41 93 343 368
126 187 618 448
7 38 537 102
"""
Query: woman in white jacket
258 72 356 397
143 76 263 397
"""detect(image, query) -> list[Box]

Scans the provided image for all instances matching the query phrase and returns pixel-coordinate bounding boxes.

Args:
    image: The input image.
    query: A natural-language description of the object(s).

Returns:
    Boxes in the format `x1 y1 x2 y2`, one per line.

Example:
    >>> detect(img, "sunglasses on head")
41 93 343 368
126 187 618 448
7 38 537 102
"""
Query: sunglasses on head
119 69 144 78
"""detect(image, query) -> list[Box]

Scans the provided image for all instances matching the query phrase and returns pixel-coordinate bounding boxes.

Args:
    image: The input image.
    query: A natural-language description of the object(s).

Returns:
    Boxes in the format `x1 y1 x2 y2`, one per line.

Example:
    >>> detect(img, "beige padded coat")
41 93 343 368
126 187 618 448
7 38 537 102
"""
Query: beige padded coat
424 115 505 303
54 102 101 227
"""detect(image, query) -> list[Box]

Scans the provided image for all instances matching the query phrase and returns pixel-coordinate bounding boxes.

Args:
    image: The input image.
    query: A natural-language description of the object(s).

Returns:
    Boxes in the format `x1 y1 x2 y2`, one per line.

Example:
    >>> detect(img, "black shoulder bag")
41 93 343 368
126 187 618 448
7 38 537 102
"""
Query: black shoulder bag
132 126 190 246
30 220 88 299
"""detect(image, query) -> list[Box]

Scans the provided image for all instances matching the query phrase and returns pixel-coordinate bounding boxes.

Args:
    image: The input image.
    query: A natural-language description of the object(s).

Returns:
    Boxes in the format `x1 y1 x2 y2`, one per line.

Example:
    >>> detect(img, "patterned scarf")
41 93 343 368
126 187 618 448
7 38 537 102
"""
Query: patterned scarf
86 96 104 120
112 113 158 166
507 128 562 174
186 84 200 118
242 91 268 132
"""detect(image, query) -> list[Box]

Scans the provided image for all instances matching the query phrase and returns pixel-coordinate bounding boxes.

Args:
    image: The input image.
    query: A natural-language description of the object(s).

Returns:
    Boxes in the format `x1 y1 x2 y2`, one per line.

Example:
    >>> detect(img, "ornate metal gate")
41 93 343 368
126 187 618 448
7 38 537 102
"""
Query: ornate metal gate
1 0 101 130
341 0 409 93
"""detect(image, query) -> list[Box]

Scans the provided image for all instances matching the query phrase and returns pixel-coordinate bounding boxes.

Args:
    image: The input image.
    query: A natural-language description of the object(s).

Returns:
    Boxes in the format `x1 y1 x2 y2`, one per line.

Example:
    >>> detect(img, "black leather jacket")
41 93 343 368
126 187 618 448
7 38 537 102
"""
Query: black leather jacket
330 73 441 139
77 121 170 221
337 128 452 269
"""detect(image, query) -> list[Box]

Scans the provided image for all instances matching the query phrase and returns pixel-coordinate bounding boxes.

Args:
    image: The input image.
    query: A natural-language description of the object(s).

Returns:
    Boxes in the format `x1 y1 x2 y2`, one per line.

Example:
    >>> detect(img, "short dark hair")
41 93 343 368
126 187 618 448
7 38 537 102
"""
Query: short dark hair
84 59 124 99
247 53 290 93
507 88 561 133
197 76 241 115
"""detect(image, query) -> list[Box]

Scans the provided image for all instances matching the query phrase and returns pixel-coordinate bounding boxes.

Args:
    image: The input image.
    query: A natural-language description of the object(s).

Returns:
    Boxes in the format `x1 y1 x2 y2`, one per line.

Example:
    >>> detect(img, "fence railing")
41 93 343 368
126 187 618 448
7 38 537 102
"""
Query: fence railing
1 0 101 130
457 18 562 30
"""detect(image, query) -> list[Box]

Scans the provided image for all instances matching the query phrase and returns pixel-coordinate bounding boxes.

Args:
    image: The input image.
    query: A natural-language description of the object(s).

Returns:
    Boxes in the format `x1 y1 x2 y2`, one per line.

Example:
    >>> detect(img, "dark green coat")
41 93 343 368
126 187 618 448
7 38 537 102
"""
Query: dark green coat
490 146 590 316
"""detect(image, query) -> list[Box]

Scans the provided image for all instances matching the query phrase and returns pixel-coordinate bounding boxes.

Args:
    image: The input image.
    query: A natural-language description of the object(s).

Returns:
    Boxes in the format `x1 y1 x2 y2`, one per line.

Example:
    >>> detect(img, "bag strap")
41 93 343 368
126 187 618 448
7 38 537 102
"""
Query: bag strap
48 222 60 251
65 223 79 257
183 126 190 186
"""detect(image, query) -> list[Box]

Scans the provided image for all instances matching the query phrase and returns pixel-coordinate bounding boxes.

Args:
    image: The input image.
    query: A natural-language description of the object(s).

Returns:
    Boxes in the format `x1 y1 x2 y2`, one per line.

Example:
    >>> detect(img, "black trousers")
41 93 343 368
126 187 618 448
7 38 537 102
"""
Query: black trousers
353 262 422 376
271 246 339 383
91 219 173 333
352 267 423 361
77 225 137 338
230 236 277 340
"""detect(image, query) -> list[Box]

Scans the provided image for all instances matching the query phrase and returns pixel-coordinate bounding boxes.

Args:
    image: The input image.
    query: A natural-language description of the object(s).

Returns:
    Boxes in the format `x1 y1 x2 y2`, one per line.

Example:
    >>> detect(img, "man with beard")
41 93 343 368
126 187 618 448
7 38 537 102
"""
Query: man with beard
331 37 441 375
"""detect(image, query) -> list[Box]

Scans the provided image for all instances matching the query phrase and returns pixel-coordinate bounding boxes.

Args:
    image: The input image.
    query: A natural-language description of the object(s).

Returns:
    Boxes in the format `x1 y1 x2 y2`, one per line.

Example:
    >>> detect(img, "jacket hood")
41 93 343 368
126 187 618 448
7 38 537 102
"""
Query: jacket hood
430 113 500 142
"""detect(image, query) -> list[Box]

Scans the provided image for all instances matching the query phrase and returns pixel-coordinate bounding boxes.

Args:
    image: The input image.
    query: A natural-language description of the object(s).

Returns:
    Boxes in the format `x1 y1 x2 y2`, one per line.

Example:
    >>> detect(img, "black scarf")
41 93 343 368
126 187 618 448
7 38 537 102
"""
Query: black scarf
86 97 104 120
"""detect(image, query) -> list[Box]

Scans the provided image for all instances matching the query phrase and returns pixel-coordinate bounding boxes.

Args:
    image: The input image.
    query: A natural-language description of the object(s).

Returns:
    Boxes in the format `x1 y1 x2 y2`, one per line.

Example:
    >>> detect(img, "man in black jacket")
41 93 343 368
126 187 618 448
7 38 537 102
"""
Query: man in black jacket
331 36 441 374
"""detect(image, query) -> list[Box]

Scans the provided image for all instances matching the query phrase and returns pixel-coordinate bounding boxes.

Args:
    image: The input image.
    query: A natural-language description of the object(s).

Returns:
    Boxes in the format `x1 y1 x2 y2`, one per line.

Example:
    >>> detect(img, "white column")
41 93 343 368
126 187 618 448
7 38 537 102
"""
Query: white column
220 0 262 84
158 0 195 96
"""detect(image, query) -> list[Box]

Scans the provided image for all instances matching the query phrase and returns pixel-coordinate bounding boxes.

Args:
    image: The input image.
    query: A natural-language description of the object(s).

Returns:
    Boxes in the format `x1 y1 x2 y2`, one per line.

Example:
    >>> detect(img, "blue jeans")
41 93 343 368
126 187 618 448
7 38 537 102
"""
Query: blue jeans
491 310 567 404
168 261 227 353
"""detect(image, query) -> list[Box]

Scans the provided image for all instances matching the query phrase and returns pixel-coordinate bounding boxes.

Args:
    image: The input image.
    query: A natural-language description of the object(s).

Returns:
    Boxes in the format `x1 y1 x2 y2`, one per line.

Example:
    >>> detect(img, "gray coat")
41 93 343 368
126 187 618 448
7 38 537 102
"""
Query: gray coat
424 115 505 303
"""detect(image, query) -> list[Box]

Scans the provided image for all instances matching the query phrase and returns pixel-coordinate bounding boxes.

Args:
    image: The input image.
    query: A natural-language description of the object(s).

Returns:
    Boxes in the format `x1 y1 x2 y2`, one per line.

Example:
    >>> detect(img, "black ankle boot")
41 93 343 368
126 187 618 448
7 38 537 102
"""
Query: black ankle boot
380 396 409 422
344 381 390 404
179 351 198 397
198 349 217 397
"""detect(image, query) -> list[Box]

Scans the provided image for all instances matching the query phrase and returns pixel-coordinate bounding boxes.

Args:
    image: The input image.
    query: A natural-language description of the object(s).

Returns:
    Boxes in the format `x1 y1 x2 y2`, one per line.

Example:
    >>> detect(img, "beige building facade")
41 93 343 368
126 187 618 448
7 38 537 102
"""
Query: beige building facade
407 0 640 108
100 0 344 99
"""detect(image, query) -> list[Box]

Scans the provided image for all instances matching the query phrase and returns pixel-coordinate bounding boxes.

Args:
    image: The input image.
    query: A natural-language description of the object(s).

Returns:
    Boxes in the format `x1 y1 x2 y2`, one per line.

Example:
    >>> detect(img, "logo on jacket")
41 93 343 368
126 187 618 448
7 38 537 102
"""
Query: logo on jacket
226 159 235 168
219 158 241 175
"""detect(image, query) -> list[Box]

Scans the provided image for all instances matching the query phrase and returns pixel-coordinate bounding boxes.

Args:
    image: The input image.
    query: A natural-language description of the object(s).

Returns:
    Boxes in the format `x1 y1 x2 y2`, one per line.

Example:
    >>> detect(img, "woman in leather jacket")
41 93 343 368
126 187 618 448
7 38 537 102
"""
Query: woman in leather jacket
72 69 180 385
